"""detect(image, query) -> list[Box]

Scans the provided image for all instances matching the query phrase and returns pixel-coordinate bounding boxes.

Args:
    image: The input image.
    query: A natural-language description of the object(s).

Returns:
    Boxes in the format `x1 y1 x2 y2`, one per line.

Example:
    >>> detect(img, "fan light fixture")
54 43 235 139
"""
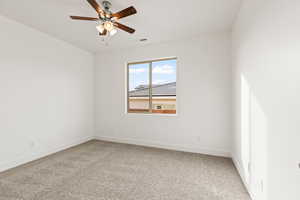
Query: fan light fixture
96 24 105 33
96 22 117 36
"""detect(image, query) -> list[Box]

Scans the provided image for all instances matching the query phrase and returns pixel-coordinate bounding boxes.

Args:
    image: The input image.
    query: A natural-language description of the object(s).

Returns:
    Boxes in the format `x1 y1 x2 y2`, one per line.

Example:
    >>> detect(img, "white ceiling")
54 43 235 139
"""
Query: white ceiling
0 0 241 53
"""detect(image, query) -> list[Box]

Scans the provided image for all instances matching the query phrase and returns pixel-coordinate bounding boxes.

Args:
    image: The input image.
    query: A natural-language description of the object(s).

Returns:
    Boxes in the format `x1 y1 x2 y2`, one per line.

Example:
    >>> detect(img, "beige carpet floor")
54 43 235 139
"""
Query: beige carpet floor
0 140 250 200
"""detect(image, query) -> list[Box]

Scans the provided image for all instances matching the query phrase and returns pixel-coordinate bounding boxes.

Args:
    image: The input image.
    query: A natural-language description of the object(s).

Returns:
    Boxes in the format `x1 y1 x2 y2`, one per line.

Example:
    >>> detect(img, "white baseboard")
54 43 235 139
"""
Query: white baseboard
0 135 230 172
0 134 252 199
232 155 254 200
95 135 231 157
0 135 93 173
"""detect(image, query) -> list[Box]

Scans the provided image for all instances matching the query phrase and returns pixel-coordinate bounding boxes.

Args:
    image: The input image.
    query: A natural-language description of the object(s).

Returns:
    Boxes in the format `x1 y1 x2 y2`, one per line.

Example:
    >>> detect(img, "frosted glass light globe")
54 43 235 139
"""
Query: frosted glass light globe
96 24 104 33
104 21 114 31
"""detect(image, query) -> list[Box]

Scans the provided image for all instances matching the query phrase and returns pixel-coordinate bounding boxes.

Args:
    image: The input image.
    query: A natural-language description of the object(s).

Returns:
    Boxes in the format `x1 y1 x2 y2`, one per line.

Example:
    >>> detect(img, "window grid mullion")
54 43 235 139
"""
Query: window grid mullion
149 62 153 113
127 63 130 113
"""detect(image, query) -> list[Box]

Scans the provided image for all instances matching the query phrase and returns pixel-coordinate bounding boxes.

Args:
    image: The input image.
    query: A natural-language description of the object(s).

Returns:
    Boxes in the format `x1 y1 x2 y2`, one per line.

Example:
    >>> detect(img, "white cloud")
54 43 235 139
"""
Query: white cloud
129 68 146 74
152 65 175 74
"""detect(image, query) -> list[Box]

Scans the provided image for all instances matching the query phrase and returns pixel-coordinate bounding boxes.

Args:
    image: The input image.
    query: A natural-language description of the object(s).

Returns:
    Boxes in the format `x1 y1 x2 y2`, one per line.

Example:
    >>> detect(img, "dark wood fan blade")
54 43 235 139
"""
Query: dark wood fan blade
112 6 137 19
99 29 107 36
87 0 103 14
114 22 135 34
70 16 98 21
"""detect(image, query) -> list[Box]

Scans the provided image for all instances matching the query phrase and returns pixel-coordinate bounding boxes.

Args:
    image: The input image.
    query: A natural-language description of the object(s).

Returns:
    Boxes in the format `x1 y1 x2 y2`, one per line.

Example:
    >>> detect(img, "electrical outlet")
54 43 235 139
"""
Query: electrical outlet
197 136 201 142
29 141 35 148
248 162 251 173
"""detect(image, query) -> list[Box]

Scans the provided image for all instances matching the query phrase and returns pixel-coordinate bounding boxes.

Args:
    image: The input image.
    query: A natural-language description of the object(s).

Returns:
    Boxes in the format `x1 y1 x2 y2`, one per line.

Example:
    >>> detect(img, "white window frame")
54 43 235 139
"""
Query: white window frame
126 57 178 115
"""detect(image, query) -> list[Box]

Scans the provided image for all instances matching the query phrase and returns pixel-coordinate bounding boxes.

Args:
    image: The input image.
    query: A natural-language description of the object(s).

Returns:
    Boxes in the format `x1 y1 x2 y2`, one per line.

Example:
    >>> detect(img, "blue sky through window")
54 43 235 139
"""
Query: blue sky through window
129 59 177 91
152 59 177 85
129 63 149 91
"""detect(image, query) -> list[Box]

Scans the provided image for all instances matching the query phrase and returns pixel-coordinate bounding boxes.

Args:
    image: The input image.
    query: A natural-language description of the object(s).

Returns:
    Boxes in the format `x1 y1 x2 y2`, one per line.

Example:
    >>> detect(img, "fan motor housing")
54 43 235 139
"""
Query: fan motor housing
102 1 112 11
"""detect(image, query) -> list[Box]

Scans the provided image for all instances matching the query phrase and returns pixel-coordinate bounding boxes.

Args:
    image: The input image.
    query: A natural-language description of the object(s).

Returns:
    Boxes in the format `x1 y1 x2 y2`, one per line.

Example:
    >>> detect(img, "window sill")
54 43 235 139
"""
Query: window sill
126 112 178 117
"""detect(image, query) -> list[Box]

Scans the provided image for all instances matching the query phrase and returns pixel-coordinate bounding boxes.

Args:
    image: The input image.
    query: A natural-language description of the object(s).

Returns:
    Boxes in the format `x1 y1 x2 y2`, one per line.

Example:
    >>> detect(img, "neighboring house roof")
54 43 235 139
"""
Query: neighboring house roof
129 82 176 97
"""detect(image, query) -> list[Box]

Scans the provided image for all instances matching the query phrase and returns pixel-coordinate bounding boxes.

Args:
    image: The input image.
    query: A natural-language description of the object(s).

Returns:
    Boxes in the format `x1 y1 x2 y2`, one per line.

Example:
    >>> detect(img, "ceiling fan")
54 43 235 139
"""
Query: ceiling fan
70 0 137 36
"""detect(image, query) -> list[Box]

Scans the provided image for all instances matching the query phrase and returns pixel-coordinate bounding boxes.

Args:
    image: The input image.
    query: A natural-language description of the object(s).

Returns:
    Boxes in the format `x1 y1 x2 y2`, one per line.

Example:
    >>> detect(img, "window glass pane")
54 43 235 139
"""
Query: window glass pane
128 63 150 112
151 59 177 114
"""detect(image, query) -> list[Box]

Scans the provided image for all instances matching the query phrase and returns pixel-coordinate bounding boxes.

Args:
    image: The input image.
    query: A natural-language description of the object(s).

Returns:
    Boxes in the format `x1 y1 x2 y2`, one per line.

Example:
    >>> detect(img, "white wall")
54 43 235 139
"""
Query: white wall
95 33 232 157
0 15 95 172
232 0 300 199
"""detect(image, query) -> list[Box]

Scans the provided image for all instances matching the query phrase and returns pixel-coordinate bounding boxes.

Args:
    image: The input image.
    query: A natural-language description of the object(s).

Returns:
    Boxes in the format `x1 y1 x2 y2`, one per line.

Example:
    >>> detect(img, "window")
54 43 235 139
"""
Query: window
127 58 177 114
